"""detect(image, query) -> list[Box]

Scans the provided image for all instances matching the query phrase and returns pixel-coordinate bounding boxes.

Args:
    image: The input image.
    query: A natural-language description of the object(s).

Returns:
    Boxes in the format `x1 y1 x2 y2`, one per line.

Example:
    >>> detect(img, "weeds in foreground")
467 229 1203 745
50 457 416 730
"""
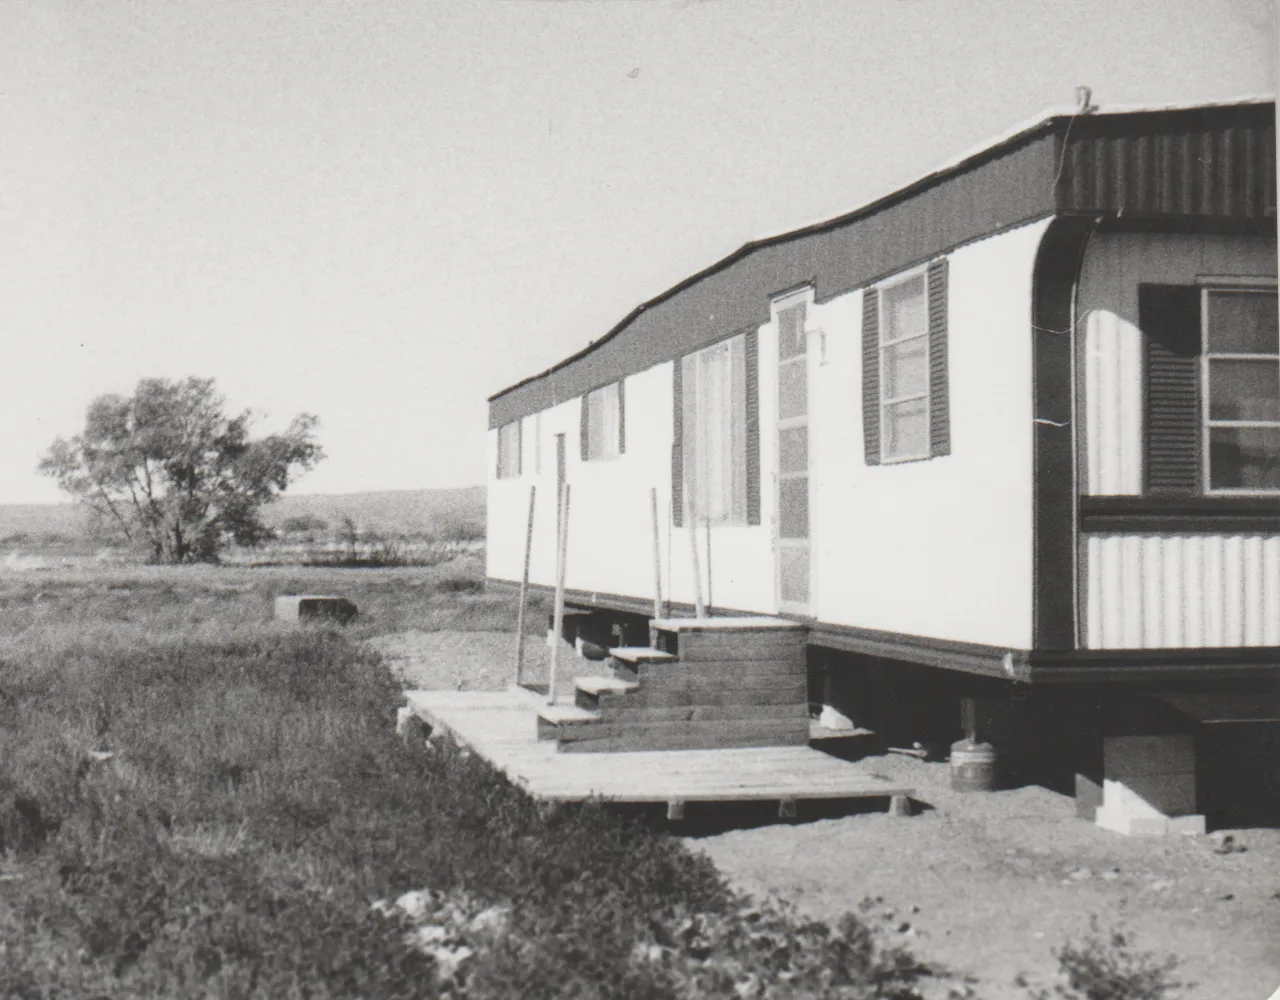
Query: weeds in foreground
1021 918 1184 1000
0 577 934 999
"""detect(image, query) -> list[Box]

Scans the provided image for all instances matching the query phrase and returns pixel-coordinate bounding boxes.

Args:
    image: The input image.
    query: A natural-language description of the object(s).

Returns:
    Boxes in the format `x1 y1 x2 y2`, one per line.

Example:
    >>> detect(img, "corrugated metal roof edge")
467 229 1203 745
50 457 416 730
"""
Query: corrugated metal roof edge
486 95 1276 405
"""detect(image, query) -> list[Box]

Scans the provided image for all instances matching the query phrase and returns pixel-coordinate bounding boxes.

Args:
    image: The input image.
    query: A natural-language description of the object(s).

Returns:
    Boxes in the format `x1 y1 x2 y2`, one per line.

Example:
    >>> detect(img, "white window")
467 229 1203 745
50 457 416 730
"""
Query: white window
879 273 930 462
585 382 622 461
496 420 521 479
683 335 747 524
1204 286 1280 492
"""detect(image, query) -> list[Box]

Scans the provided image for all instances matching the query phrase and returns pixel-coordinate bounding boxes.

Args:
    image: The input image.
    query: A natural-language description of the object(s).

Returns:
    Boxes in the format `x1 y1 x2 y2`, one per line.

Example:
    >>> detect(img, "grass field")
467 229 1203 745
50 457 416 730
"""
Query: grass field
0 488 486 557
0 558 955 1000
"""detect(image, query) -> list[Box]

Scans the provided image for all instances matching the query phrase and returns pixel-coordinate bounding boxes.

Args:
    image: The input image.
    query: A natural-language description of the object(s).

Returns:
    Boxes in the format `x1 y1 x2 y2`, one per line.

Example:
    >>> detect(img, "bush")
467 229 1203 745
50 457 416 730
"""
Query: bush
1026 920 1183 1000
281 514 330 534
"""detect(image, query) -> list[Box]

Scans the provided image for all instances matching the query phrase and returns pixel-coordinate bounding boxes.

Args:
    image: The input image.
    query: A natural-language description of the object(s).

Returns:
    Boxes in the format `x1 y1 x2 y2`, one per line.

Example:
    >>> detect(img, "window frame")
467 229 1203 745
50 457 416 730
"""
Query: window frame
877 267 932 464
1198 280 1280 496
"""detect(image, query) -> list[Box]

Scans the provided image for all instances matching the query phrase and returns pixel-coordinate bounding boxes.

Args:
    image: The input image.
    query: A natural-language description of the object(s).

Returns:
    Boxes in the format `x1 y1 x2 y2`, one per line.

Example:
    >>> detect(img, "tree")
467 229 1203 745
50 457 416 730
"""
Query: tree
40 377 324 563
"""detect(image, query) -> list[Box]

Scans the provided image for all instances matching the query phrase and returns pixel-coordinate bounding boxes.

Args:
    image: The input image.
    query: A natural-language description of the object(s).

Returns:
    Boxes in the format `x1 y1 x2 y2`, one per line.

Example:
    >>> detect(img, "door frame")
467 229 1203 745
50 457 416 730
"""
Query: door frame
771 286 816 616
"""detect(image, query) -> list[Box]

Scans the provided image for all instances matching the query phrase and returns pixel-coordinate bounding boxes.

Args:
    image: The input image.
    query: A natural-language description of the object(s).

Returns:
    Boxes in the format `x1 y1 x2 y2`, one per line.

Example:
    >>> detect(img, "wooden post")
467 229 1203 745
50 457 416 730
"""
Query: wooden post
684 484 706 618
549 481 570 704
513 485 537 688
650 487 663 620
704 512 713 616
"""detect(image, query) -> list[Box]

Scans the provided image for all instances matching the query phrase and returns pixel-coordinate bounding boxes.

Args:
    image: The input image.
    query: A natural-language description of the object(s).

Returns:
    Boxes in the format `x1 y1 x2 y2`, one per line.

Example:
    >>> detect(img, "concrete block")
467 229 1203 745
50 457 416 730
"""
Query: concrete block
1103 735 1194 777
1074 773 1103 821
1121 773 1197 817
274 595 358 625
1165 813 1207 836
1096 811 1207 837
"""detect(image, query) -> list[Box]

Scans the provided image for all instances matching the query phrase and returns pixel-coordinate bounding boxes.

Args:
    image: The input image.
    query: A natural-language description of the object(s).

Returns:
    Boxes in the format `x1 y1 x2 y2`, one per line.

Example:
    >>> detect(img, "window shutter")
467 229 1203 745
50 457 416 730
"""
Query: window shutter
745 329 761 525
1141 284 1202 493
862 288 881 465
580 394 590 462
671 361 684 526
927 259 950 457
617 379 626 455
516 419 523 476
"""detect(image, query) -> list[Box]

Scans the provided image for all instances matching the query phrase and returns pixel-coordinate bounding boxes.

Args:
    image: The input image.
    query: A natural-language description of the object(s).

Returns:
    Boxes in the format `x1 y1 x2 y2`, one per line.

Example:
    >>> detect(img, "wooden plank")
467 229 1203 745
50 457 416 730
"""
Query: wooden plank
650 616 805 632
607 681 807 708
537 704 600 724
678 634 807 662
643 659 805 680
402 690 914 805
557 716 808 743
597 702 809 724
559 730 811 754
558 720 811 753
610 647 677 665
574 676 639 696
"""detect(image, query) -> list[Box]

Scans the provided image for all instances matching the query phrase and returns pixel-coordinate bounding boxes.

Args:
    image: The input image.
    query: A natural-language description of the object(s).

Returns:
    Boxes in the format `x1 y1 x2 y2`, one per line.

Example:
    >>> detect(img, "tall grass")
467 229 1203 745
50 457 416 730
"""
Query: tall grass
0 565 933 999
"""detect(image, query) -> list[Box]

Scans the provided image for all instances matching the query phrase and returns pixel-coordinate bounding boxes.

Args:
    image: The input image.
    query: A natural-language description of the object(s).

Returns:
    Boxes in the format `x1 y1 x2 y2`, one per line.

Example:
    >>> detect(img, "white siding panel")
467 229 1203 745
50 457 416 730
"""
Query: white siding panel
1086 534 1280 649
809 219 1048 649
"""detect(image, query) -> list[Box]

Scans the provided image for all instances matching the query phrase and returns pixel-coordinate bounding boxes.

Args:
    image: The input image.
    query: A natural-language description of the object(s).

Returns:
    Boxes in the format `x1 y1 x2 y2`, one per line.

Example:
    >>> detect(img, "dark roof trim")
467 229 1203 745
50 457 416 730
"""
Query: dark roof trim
489 115 1060 406
489 99 1276 427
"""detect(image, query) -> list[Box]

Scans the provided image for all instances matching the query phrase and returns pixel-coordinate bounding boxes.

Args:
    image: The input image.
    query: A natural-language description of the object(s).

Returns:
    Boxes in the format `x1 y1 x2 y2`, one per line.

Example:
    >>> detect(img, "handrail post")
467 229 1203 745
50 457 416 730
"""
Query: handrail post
650 486 664 621
549 481 570 704
513 484 536 688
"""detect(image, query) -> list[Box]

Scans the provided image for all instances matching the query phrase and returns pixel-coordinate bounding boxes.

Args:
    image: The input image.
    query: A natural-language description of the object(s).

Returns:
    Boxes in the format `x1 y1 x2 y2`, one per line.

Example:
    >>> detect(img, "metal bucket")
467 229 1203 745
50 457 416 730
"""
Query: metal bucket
950 739 998 792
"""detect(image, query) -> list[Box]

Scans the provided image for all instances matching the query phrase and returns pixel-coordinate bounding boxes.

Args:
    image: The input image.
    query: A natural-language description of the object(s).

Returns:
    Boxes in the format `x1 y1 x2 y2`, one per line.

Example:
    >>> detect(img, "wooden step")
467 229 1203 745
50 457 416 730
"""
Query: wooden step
609 647 677 665
619 679 807 708
597 702 808 724
574 675 639 710
575 675 640 696
558 718 811 753
535 703 601 741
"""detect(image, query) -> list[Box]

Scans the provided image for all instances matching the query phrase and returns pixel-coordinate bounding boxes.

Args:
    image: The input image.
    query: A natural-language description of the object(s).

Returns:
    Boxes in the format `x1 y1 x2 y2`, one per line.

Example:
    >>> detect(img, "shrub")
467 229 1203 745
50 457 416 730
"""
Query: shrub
281 514 330 534
1027 920 1183 1000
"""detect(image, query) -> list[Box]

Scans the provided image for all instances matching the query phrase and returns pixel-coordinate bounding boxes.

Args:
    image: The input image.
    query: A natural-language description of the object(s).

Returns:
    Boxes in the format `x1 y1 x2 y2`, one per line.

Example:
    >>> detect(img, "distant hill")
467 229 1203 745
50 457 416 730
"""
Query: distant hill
267 487 485 538
0 487 485 544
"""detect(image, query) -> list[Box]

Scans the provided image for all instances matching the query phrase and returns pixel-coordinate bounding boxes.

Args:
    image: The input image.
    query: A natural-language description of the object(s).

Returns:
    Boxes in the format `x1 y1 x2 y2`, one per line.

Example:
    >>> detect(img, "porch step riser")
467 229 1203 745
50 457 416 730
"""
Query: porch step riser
676 637 807 663
596 703 808 724
634 659 805 684
559 720 811 753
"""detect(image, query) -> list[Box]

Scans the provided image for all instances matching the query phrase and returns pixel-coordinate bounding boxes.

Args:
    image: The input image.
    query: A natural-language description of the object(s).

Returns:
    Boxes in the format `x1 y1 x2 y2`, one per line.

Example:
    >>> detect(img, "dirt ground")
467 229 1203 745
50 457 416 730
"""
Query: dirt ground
377 630 1280 1000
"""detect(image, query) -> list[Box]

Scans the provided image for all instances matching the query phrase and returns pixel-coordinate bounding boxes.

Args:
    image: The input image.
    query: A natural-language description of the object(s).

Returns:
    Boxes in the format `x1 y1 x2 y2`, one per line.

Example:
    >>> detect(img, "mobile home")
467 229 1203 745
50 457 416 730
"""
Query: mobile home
486 98 1278 834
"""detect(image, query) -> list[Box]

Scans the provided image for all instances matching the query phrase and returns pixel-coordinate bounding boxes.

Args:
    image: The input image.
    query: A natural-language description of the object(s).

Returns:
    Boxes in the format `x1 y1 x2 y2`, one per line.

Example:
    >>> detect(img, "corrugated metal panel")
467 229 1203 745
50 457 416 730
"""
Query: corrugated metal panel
1084 307 1143 494
1059 105 1277 220
1086 534 1280 649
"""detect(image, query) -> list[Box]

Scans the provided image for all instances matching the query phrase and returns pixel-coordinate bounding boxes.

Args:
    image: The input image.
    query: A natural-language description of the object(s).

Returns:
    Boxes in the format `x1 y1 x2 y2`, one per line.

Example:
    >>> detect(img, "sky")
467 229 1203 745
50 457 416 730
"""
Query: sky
1 0 1275 505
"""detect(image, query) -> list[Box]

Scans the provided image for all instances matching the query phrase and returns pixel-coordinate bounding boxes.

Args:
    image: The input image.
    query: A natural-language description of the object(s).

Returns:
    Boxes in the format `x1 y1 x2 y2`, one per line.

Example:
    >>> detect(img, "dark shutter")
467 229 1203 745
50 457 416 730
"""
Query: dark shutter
495 425 502 478
580 393 590 462
671 361 684 527
927 259 950 457
862 288 881 465
745 330 760 525
1141 284 1202 493
516 419 523 476
617 379 625 455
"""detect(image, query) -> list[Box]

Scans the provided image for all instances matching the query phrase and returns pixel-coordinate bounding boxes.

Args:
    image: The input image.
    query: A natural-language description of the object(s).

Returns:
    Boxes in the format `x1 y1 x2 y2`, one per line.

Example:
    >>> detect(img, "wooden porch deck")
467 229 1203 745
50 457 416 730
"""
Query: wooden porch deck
403 689 914 816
